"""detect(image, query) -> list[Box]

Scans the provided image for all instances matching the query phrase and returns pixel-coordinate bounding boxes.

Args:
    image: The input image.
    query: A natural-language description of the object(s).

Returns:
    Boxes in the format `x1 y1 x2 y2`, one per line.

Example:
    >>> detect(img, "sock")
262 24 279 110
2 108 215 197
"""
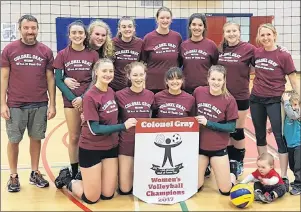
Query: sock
71 163 79 178
227 145 235 160
232 147 245 163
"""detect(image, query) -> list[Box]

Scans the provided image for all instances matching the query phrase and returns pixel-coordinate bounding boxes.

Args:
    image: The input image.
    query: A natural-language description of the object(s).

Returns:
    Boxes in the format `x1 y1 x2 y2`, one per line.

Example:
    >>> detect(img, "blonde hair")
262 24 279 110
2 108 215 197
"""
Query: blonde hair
257 153 274 166
88 20 114 58
91 58 114 85
218 21 241 53
256 23 277 47
207 65 230 97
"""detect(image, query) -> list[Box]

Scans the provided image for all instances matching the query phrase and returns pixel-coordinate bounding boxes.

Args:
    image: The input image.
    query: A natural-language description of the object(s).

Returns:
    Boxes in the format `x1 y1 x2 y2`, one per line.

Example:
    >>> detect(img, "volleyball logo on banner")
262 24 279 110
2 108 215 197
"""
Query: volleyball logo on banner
133 118 199 205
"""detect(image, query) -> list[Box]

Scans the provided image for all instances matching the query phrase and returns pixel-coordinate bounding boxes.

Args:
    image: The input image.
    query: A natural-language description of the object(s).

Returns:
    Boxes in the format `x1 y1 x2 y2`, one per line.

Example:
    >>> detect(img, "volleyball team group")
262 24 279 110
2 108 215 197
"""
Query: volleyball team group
1 5 300 206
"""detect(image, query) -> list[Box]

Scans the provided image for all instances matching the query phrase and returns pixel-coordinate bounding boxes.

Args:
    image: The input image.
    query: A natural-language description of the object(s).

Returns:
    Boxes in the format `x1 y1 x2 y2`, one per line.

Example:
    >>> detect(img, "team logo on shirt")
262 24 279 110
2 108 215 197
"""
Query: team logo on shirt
255 58 278 71
14 54 44 66
151 134 184 175
153 43 177 54
183 49 207 60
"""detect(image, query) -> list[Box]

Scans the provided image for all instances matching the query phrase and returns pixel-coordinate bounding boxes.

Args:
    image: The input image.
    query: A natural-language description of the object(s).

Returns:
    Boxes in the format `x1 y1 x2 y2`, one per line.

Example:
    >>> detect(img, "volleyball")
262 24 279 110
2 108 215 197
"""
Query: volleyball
155 134 165 144
230 184 254 209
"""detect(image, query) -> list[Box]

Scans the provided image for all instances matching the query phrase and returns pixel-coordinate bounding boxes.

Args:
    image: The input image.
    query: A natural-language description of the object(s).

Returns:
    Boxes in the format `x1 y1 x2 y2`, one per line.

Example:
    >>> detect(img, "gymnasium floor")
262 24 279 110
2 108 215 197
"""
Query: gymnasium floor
1 76 300 211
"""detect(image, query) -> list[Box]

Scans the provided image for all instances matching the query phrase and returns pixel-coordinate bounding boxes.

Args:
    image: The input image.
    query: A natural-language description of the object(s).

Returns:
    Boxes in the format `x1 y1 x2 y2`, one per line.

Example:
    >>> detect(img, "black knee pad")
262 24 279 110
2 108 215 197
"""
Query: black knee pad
118 187 133 195
230 128 245 141
81 193 99 204
219 189 231 196
100 193 114 200
227 145 235 160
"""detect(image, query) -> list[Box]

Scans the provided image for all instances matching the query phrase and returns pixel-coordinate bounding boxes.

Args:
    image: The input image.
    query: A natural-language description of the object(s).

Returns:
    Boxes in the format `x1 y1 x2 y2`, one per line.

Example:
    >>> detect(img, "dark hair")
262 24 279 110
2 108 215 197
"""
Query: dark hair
218 21 241 53
18 14 39 29
67 20 90 49
188 13 207 38
116 16 136 38
124 61 147 76
156 6 172 19
164 67 184 89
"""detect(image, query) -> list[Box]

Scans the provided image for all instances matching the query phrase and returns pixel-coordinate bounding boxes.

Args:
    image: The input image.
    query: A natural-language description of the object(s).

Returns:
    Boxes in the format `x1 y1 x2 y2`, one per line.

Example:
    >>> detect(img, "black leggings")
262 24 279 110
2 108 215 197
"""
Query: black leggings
250 101 287 153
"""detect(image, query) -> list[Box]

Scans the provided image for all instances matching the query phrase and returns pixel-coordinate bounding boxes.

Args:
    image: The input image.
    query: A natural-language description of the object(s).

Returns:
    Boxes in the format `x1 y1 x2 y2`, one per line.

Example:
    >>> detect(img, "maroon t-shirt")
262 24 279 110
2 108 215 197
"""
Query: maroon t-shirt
53 46 99 107
116 87 154 143
1 39 54 107
141 30 182 90
218 42 255 100
180 38 219 90
79 86 119 150
251 47 296 97
111 37 143 91
194 86 238 151
153 90 195 118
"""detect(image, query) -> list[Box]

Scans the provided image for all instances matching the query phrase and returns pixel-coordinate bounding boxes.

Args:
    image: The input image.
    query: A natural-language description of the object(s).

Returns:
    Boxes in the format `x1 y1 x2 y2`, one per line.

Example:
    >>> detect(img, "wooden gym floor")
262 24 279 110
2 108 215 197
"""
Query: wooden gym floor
1 75 300 211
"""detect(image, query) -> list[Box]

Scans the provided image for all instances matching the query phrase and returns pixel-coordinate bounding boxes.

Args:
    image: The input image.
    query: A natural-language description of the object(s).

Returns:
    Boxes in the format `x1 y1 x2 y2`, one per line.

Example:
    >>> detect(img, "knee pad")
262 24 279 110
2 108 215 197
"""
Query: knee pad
198 186 203 192
100 193 114 200
118 187 133 195
230 128 245 141
219 183 234 196
81 193 99 204
219 189 231 196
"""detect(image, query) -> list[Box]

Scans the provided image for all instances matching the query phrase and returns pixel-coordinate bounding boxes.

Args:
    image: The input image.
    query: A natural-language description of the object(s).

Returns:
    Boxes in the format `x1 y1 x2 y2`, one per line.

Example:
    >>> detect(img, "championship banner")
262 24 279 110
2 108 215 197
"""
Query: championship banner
133 117 199 205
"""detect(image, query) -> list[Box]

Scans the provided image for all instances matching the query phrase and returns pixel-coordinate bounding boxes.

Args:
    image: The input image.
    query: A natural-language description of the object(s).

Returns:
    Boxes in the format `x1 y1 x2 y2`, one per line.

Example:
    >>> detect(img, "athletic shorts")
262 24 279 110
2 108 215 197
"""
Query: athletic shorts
79 146 118 168
118 142 135 157
236 99 250 111
6 106 48 143
199 148 228 158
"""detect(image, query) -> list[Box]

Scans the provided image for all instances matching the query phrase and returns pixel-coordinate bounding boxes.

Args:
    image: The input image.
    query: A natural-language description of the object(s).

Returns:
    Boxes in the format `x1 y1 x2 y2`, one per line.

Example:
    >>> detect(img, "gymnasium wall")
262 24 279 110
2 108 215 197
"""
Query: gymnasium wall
1 1 300 70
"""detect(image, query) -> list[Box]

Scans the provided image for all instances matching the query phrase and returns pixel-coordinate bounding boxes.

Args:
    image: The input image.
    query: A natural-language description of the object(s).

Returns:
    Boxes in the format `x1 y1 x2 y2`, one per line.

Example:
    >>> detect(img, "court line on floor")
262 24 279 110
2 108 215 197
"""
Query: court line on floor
41 120 92 212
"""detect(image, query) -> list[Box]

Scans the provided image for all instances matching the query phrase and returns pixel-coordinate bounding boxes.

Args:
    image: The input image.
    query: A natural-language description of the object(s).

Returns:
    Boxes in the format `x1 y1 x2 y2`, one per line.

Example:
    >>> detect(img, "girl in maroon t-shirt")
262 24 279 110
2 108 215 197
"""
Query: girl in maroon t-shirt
115 62 154 195
55 59 137 204
218 22 256 176
110 17 144 91
141 6 182 94
152 67 195 118
63 20 115 91
250 24 300 186
180 13 219 94
194 65 239 195
53 21 99 179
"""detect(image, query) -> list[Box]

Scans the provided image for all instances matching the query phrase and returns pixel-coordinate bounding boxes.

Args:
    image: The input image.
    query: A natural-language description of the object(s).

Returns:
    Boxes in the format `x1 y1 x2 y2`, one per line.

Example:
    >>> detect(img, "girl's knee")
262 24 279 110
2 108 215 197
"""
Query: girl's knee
218 183 234 196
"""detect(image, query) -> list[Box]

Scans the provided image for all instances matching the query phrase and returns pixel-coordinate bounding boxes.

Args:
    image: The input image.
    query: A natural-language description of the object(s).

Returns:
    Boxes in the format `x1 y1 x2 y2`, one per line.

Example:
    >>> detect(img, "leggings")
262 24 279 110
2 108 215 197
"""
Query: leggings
250 101 287 153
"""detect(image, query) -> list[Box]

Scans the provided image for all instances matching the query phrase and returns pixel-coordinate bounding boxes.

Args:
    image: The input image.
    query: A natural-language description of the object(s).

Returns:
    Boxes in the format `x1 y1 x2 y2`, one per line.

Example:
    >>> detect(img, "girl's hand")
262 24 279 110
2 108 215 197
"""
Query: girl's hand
72 97 83 110
195 115 207 126
65 77 80 90
124 118 137 129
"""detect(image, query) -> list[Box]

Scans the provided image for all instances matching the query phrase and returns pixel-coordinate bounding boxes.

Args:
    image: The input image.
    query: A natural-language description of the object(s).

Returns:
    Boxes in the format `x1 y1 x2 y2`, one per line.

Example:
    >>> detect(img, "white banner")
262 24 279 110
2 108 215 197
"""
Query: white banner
133 117 199 205
1 23 17 42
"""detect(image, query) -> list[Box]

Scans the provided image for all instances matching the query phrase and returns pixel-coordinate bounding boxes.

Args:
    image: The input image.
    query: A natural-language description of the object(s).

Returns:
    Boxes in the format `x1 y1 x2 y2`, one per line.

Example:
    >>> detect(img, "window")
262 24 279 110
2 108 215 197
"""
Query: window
141 0 163 7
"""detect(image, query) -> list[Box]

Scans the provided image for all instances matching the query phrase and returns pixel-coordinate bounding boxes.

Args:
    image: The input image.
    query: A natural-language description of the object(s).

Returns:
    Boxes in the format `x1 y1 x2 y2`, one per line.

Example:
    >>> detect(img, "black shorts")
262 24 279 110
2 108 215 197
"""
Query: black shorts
199 148 228 158
236 99 250 111
79 146 118 168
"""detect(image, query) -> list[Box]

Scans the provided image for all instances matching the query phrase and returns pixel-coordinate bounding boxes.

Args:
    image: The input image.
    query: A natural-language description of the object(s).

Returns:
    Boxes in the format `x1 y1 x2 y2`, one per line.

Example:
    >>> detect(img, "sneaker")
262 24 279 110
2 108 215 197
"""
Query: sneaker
237 162 244 176
290 182 295 187
204 165 211 178
54 167 72 189
282 177 289 192
7 174 20 192
29 170 49 188
254 190 264 201
263 192 273 203
74 171 82 181
290 187 301 195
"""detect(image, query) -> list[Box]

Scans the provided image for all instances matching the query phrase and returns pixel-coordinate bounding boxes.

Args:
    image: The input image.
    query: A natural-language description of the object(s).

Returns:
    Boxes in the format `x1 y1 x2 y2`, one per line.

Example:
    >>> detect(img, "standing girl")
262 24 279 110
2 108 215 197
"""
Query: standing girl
115 62 154 194
152 67 195 118
111 17 144 91
54 21 99 178
54 59 137 204
218 21 256 176
141 6 182 94
64 20 114 90
194 65 238 195
250 23 300 190
180 13 219 94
